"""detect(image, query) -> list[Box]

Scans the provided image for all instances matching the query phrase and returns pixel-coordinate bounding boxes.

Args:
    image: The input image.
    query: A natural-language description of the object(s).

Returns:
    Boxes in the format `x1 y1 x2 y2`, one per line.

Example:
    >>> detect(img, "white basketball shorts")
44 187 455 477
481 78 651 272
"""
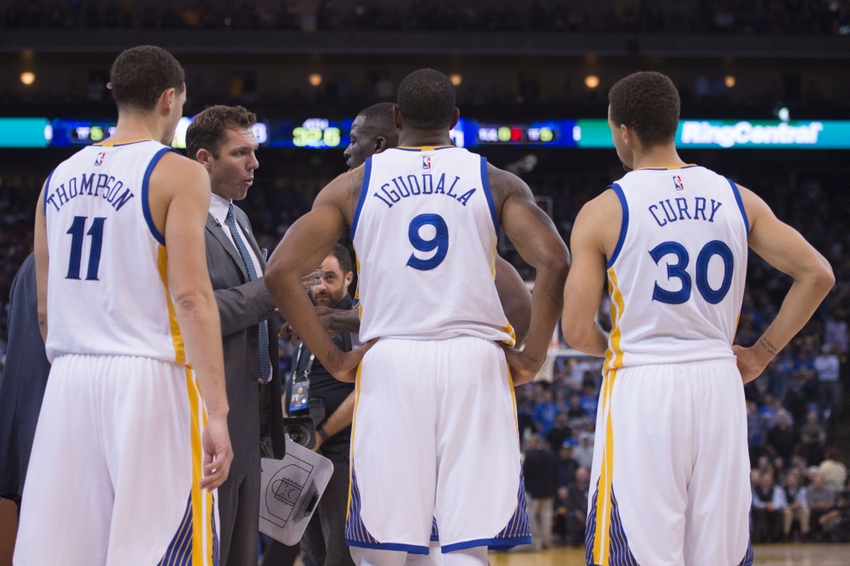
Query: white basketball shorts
14 354 219 566
586 360 753 566
345 337 531 555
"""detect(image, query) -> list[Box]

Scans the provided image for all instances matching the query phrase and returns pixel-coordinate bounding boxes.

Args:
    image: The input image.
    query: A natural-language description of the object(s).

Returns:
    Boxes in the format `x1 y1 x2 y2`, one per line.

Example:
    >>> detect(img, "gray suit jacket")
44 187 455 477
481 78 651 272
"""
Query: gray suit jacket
205 205 285 475
0 253 52 504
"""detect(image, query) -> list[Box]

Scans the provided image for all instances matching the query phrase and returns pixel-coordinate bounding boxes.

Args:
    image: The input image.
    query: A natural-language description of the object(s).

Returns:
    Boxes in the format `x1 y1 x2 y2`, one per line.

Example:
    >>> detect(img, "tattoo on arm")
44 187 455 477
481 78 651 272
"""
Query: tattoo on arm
758 336 778 357
346 168 365 216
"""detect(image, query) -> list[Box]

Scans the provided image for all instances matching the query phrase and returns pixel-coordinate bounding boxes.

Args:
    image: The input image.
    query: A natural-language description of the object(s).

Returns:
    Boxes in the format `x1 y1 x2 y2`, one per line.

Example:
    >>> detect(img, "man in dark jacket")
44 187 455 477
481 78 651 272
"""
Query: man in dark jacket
523 435 559 550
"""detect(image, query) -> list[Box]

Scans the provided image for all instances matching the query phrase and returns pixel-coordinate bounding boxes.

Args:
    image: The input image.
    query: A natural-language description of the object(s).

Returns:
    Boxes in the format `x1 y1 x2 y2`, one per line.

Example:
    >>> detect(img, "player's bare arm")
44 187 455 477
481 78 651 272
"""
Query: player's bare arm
265 165 374 382
34 182 49 342
150 151 233 490
733 184 834 383
488 164 570 385
312 390 356 453
561 190 622 357
296 257 532 345
494 256 532 347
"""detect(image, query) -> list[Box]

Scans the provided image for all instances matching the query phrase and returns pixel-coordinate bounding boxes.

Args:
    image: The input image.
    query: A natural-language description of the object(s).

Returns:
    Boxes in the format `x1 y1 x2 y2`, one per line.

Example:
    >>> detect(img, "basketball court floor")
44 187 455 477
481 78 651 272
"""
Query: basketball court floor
488 544 849 565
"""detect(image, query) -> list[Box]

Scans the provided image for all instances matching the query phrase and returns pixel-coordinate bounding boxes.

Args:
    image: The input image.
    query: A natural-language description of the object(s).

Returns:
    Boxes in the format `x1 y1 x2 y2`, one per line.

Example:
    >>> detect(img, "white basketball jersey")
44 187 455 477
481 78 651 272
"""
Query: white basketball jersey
43 140 188 365
351 146 514 344
604 165 749 371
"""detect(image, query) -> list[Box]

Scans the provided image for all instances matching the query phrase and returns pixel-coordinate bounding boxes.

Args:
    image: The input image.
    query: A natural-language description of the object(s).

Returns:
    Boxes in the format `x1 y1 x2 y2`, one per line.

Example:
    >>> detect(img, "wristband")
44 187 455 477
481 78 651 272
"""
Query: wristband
316 425 328 442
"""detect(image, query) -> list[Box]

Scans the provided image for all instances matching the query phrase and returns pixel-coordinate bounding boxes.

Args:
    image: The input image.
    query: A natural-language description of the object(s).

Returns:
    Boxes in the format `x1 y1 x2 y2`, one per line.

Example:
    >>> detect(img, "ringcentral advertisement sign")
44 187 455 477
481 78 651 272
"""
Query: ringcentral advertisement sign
574 119 850 149
2 117 849 149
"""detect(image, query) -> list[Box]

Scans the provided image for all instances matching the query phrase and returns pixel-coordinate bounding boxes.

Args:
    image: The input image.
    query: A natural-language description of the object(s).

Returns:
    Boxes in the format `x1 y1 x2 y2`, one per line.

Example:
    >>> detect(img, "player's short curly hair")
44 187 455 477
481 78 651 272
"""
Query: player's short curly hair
608 71 680 149
397 69 456 130
186 105 256 161
109 45 185 112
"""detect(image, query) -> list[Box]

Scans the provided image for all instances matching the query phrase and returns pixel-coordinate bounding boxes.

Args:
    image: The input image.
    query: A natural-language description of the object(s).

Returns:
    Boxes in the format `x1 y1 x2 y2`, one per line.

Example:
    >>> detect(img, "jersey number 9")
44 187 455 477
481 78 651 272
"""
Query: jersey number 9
407 213 449 271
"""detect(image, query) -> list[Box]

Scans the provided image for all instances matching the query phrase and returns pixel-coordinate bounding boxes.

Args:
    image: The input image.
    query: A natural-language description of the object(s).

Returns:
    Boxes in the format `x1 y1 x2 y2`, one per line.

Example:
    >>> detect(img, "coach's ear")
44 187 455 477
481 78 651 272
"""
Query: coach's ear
195 148 214 171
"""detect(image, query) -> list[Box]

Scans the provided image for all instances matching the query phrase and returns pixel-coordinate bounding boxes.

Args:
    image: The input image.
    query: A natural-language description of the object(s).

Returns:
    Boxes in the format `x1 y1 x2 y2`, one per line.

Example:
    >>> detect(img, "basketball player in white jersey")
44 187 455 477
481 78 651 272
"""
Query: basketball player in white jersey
265 69 570 566
561 71 834 566
15 46 233 566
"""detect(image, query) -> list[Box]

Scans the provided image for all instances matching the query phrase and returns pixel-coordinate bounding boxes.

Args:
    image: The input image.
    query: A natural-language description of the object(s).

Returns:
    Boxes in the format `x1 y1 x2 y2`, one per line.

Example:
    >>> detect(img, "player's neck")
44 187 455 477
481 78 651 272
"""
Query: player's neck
104 113 166 145
631 144 687 171
396 129 452 148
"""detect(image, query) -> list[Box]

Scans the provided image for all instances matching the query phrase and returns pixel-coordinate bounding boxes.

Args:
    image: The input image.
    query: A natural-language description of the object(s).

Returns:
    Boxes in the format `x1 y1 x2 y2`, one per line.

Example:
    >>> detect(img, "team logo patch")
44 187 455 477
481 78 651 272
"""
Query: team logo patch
94 152 106 167
673 175 684 191
422 156 432 170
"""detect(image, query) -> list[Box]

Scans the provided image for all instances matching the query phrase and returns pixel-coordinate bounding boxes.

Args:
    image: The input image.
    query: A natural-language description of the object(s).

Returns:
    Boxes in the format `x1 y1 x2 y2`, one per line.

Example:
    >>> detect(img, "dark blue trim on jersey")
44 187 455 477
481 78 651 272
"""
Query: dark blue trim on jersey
480 156 499 236
727 177 750 234
43 167 56 215
350 157 371 240
394 146 455 152
93 139 154 147
142 147 176 246
346 540 430 555
606 183 629 269
440 536 532 553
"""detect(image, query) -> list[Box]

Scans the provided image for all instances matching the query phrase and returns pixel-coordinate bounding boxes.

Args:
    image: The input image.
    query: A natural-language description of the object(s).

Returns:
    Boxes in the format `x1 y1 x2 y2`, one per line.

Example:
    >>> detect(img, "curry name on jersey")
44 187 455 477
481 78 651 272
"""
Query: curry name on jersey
604 165 750 371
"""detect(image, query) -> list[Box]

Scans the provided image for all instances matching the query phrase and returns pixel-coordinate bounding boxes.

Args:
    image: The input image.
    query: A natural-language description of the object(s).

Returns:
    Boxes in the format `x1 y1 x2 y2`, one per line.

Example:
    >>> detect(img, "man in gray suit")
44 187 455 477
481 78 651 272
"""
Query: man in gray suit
187 105 287 566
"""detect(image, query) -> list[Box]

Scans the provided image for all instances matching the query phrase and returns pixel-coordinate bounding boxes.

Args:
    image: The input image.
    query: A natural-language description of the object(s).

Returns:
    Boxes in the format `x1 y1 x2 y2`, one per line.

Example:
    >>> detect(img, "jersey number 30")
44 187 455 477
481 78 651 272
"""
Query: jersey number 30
66 215 106 280
407 213 449 271
650 240 733 305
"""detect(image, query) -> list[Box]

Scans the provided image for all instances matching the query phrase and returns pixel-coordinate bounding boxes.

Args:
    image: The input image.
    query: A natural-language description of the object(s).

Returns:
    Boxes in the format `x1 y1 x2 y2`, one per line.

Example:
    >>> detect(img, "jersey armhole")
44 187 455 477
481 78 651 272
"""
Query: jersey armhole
350 157 372 241
142 147 178 246
480 156 499 236
43 167 57 216
606 183 629 269
726 177 750 235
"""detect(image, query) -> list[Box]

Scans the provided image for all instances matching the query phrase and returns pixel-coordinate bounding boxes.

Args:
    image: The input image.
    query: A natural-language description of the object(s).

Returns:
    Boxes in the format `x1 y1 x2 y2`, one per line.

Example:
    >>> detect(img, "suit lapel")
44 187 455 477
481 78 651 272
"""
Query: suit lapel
206 214 249 282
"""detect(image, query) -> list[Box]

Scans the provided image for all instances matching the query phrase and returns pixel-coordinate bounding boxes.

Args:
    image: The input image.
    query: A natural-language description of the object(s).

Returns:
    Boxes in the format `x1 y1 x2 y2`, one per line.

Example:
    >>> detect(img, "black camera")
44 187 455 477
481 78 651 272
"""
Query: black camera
283 398 326 449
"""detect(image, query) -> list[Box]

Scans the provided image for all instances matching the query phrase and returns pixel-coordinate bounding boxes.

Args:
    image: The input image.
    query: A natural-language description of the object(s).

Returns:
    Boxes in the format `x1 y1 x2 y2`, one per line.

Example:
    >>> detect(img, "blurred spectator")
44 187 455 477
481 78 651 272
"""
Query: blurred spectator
819 447 848 491
765 410 799 467
819 490 850 542
799 411 826 467
545 412 572 451
825 307 847 353
522 435 558 550
815 344 842 418
809 473 837 540
555 443 579 489
565 393 586 426
752 472 787 543
565 467 590 547
553 486 570 546
533 388 558 435
573 430 594 469
578 383 598 418
782 470 810 541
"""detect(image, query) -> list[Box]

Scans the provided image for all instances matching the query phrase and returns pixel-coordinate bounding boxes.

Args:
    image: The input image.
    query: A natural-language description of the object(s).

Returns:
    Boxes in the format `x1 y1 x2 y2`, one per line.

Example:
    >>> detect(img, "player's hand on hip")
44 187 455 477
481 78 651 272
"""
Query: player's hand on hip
733 344 767 384
327 338 378 383
500 344 543 386
200 414 233 491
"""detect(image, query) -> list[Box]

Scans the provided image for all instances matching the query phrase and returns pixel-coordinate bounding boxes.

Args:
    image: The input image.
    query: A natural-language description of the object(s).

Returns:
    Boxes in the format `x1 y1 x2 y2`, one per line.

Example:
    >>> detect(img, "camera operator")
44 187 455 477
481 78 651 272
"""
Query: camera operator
287 243 357 566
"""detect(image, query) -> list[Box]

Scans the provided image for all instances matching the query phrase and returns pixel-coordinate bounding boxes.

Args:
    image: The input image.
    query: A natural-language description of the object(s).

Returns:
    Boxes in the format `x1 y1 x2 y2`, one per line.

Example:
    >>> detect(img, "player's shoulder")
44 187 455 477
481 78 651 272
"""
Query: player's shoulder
316 163 366 208
485 162 531 205
151 151 208 188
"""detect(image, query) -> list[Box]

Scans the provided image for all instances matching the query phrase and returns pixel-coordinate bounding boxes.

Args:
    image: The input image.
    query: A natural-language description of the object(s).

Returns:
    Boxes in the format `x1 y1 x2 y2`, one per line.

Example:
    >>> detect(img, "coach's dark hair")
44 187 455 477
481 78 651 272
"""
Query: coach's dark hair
329 244 353 276
109 45 185 112
396 69 456 130
608 71 680 149
357 102 396 136
186 105 257 161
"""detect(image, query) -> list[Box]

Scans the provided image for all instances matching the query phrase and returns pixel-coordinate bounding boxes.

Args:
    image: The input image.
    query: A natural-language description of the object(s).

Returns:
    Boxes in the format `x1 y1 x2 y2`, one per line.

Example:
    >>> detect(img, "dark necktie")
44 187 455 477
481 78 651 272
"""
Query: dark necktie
225 204 271 383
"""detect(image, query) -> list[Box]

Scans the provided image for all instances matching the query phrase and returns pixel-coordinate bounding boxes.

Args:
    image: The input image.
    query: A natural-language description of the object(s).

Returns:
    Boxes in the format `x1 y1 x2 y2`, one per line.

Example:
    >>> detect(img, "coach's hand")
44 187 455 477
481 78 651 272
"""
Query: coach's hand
200 414 233 491
501 344 544 386
326 338 378 383
733 344 768 384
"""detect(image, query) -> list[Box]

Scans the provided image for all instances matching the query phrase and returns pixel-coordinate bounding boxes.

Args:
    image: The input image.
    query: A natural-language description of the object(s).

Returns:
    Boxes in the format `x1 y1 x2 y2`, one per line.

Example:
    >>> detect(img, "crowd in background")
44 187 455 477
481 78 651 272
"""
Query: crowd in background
1 153 849 547
2 0 849 35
